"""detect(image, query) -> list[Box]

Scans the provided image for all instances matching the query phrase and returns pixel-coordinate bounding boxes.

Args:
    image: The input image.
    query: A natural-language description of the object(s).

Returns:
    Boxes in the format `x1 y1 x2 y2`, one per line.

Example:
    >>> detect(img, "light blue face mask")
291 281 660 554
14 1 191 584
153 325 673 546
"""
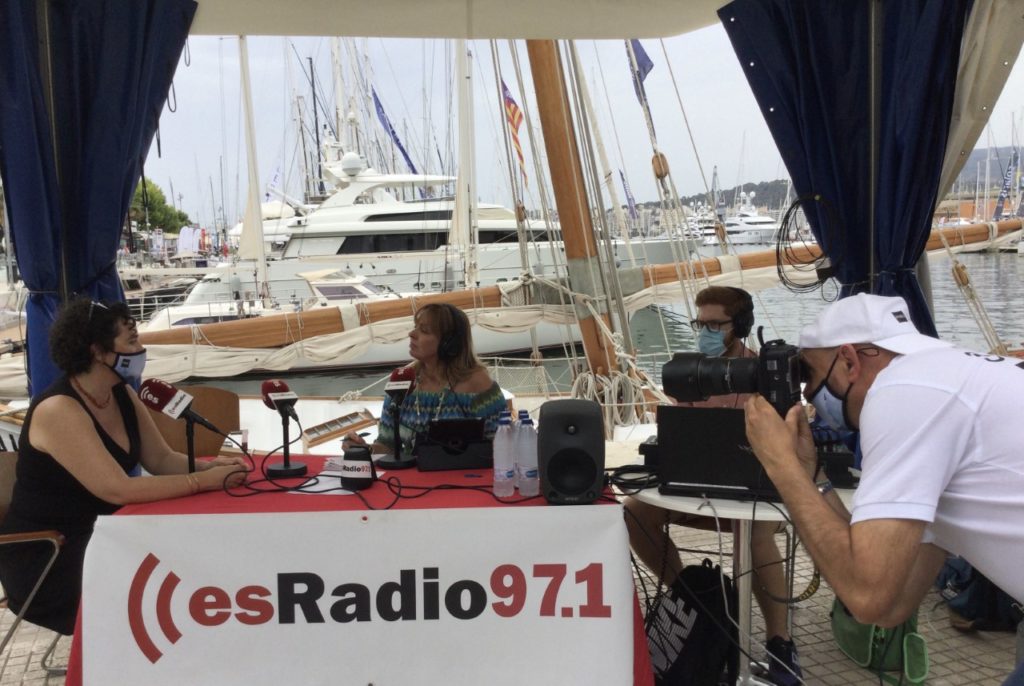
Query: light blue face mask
697 328 727 357
807 353 854 432
109 348 147 385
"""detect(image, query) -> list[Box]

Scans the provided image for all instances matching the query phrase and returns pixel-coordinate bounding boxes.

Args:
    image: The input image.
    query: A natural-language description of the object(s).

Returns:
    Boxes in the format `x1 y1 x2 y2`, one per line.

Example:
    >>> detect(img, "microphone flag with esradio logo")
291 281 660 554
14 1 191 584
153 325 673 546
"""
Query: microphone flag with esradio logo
260 379 299 421
139 379 192 420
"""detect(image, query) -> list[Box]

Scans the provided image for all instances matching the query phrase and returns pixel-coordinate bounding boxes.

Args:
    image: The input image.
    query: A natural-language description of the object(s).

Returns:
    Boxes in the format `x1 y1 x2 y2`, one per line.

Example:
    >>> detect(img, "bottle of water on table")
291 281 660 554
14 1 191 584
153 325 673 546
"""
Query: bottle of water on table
516 415 539 497
493 412 515 497
514 409 529 489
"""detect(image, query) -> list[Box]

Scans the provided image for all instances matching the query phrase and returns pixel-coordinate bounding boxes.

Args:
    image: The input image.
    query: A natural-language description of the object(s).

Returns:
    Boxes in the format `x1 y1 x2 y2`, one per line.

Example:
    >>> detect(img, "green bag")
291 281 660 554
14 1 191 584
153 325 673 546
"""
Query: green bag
830 598 928 684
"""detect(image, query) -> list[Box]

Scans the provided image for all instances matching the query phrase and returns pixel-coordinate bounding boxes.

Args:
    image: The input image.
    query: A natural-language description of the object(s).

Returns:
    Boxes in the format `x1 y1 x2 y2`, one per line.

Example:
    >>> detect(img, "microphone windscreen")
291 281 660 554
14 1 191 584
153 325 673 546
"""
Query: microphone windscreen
139 378 178 412
261 379 290 409
388 366 416 393
139 378 193 420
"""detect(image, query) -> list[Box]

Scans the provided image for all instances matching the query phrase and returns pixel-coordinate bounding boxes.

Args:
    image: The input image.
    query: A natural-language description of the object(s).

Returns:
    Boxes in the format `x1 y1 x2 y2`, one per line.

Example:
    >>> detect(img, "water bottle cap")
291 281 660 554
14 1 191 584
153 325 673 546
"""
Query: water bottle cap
518 409 529 418
522 417 534 425
498 415 511 425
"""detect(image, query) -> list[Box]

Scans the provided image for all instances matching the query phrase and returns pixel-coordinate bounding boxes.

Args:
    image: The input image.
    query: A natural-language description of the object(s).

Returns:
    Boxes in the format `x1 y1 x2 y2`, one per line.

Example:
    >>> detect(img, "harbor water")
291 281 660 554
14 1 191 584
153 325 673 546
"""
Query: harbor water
194 251 1024 397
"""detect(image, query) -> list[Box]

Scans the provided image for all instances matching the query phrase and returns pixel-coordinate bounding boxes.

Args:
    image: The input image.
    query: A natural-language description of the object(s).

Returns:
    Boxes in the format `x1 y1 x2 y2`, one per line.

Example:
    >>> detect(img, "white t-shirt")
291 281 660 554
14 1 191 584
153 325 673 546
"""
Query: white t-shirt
850 347 1024 603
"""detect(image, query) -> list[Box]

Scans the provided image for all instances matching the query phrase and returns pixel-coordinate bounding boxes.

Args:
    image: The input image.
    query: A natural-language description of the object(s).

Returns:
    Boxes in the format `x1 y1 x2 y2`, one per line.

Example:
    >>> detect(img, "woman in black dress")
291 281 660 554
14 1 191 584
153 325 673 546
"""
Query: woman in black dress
0 299 249 634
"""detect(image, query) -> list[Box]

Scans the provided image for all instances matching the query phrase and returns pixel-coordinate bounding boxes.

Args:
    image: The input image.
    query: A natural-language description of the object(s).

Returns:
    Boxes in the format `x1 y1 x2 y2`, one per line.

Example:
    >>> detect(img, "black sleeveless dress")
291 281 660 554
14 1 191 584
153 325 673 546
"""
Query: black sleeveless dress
0 376 140 635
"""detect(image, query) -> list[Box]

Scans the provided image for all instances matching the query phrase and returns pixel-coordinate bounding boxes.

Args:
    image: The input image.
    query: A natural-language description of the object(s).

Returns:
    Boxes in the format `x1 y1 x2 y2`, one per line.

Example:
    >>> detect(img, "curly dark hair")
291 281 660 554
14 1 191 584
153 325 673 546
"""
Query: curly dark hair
50 298 134 375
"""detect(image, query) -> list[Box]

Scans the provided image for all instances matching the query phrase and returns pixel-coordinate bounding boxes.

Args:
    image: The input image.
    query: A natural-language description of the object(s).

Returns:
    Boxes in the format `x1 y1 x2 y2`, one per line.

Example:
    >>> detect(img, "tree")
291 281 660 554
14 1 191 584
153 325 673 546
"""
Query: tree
129 178 191 232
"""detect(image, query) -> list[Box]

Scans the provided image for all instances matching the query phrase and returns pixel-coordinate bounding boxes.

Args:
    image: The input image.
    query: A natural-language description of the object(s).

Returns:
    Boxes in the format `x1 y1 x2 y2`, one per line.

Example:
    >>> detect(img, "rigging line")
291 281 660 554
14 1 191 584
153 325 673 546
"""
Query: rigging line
593 44 675 356
567 41 636 361
938 232 1009 354
376 37 429 172
489 41 542 360
621 40 705 318
577 63 636 267
509 40 584 369
563 41 621 376
657 39 715 210
591 43 655 268
471 41 512 206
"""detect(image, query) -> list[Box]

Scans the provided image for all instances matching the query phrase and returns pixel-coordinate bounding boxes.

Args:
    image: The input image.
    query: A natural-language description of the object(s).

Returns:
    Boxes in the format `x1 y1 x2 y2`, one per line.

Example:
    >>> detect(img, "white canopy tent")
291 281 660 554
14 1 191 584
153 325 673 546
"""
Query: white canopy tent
188 0 728 39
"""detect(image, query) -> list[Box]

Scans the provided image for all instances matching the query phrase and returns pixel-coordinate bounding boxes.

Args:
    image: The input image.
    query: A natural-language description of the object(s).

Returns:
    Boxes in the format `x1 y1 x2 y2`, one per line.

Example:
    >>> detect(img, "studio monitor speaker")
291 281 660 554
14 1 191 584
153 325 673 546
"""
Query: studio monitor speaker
538 399 605 505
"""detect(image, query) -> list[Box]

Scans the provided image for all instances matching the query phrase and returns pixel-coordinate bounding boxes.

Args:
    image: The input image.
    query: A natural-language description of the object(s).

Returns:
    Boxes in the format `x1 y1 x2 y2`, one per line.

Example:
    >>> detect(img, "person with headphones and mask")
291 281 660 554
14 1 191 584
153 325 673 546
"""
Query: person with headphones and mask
342 303 507 456
624 286 802 686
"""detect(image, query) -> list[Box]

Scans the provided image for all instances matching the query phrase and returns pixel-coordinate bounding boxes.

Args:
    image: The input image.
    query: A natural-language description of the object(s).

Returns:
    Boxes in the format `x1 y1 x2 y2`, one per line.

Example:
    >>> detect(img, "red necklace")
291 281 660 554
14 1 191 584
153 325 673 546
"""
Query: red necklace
72 377 112 409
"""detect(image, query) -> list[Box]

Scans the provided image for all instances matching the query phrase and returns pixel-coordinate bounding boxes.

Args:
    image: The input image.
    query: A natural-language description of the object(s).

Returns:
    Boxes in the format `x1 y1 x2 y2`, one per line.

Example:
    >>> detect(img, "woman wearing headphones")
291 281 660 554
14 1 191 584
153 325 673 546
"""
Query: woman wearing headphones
343 303 506 456
625 286 802 686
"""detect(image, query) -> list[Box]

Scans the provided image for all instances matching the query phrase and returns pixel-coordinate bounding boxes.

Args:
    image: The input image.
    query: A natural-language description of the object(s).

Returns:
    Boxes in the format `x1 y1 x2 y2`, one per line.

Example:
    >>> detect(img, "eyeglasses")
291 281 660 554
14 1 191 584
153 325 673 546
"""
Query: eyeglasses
688 318 733 333
799 345 880 382
88 301 109 321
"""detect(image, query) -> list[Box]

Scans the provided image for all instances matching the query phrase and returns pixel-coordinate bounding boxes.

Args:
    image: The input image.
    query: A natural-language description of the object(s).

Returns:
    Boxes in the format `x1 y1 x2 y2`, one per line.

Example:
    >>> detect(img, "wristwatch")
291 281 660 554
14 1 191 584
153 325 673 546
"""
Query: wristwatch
816 479 834 496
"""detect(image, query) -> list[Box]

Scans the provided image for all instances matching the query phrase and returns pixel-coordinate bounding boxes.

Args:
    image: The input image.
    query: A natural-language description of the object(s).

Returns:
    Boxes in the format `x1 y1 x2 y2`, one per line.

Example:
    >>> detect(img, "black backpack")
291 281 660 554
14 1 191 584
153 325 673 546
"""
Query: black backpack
645 558 739 685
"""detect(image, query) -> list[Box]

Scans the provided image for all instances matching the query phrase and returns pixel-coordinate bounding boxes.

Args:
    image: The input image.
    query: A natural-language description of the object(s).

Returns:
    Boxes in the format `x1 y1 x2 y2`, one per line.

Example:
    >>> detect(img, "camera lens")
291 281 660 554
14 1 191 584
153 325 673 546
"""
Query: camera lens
662 352 760 402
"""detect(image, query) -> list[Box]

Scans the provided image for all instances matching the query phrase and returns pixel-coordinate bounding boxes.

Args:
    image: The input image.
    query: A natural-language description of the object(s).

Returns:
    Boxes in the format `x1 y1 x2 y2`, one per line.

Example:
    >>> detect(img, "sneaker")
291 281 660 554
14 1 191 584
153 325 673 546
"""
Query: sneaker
765 635 802 686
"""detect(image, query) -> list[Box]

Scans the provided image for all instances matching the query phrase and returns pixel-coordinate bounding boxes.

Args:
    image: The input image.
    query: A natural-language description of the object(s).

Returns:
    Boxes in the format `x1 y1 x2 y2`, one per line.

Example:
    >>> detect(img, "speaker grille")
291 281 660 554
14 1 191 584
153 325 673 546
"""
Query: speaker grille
547 448 599 496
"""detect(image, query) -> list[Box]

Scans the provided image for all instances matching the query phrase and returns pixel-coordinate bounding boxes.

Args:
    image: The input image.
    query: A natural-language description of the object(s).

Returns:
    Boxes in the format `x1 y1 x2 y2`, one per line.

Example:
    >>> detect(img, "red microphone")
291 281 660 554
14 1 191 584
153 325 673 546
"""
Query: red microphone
261 379 299 422
139 378 224 474
259 379 306 478
384 366 416 404
139 379 221 434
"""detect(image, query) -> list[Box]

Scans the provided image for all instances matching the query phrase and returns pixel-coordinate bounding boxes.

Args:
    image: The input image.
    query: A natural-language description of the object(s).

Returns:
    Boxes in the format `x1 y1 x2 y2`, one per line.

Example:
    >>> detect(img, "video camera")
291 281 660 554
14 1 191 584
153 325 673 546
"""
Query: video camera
662 338 802 417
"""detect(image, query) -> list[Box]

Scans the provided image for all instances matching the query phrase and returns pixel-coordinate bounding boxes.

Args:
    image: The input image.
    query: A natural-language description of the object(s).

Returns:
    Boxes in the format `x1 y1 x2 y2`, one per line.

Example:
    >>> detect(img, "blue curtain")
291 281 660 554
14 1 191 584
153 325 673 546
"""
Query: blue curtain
0 0 196 396
719 0 971 336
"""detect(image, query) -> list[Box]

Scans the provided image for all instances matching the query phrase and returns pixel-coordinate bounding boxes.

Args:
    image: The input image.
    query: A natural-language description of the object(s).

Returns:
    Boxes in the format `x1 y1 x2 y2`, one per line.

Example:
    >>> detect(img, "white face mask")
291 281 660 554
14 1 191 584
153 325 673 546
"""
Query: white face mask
108 348 147 384
806 353 853 432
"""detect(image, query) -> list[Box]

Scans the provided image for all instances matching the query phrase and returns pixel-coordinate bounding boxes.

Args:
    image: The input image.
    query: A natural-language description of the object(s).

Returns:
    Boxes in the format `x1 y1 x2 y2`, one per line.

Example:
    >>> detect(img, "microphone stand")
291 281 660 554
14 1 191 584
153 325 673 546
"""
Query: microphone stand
376 393 417 470
184 417 196 474
266 411 307 477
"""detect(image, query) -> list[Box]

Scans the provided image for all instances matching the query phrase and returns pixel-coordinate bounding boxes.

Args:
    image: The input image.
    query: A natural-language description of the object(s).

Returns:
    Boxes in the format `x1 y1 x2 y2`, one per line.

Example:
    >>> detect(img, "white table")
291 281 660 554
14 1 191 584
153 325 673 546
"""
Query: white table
633 488 853 685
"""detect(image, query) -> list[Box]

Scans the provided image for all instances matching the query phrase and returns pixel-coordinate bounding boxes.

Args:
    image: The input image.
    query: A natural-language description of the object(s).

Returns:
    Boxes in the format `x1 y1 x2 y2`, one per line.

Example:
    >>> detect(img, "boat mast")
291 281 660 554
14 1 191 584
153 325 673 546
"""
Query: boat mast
526 40 618 376
331 37 347 154
308 57 325 197
237 36 270 300
453 39 479 288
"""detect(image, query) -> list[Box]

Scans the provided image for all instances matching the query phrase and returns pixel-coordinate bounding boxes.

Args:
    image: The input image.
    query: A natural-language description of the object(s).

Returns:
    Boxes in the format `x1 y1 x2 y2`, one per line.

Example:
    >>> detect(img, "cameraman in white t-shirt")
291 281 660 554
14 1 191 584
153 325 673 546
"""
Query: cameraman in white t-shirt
744 293 1024 685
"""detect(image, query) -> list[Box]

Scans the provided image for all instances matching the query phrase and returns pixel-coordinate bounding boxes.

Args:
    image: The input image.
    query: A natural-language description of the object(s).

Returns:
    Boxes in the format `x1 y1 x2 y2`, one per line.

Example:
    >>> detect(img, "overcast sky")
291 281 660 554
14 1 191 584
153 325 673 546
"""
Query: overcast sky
143 24 1024 229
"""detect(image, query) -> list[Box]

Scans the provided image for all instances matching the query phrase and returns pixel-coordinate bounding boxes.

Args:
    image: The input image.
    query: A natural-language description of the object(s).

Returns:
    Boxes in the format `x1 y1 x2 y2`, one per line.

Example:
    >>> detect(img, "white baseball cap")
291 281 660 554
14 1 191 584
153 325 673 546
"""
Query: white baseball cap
798 294 952 355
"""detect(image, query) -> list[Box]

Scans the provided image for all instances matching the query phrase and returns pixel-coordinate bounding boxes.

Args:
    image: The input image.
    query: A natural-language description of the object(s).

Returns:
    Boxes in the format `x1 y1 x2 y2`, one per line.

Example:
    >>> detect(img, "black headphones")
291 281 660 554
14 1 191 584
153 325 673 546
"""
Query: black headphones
437 304 466 362
728 287 755 338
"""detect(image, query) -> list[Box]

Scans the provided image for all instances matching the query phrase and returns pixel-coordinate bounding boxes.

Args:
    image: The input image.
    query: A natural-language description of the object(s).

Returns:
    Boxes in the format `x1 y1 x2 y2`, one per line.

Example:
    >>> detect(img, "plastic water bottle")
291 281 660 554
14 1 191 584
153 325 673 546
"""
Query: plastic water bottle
516 415 539 497
492 412 515 497
514 409 529 489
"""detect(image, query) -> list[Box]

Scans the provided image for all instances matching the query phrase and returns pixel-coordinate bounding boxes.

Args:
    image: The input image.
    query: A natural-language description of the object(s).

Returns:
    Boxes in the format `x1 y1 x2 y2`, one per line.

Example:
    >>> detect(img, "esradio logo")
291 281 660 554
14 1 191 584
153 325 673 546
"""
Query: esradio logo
137 386 159 406
127 552 613 663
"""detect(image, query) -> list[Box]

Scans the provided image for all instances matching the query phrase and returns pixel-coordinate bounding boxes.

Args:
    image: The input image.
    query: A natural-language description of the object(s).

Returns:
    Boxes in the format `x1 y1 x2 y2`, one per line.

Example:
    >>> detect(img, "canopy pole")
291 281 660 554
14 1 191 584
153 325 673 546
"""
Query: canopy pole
37 0 69 302
868 0 883 292
526 40 618 376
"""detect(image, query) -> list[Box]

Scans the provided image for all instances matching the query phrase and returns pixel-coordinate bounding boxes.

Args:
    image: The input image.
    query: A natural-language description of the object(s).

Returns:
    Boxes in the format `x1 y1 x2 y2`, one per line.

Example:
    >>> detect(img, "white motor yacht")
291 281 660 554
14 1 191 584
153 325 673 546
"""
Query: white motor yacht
257 153 686 293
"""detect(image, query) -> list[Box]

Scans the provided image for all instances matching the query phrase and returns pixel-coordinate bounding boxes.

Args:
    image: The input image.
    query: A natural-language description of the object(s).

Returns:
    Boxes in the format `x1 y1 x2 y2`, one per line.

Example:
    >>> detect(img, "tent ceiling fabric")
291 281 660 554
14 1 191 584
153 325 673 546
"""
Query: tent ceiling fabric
189 0 727 39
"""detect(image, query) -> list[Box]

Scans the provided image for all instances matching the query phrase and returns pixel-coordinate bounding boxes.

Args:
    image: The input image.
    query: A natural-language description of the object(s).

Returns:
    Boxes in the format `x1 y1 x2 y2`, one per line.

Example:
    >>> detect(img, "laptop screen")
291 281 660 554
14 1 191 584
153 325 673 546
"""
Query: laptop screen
655 405 781 501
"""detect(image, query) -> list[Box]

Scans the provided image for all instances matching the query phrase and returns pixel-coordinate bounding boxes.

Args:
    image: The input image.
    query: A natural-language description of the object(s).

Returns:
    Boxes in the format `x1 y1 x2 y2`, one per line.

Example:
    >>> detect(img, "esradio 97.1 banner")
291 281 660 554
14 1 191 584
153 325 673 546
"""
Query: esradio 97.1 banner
82 506 635 685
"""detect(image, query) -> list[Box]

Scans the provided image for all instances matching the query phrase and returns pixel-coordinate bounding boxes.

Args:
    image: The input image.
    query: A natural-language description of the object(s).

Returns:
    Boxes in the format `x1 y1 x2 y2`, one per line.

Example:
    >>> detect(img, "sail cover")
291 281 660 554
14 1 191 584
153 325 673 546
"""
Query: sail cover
720 0 982 335
0 0 195 395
